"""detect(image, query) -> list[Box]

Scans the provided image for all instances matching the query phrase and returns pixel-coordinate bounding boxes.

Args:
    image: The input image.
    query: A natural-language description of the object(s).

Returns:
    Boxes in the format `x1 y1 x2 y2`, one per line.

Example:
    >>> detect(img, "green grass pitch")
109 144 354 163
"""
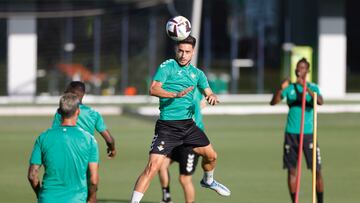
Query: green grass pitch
0 113 359 203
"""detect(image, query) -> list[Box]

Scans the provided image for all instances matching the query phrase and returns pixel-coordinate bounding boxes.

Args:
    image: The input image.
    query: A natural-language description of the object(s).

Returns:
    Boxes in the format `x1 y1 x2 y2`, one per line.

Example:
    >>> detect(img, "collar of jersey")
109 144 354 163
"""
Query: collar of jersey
175 60 192 69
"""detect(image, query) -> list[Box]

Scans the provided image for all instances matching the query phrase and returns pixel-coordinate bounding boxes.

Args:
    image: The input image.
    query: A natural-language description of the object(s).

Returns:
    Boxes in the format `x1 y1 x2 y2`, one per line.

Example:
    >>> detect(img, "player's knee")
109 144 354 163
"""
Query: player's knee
288 168 296 175
206 151 217 162
316 171 323 179
144 162 160 177
179 175 192 185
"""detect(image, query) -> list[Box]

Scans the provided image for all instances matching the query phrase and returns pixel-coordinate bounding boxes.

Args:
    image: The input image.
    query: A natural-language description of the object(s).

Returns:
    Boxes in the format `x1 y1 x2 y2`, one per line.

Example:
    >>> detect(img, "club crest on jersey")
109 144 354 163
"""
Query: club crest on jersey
190 73 196 79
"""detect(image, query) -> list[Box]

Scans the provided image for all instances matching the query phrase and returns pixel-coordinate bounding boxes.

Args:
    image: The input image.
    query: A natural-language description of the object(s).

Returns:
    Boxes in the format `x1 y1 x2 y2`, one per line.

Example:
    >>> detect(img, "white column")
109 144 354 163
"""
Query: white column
7 16 37 96
318 17 346 98
191 0 202 67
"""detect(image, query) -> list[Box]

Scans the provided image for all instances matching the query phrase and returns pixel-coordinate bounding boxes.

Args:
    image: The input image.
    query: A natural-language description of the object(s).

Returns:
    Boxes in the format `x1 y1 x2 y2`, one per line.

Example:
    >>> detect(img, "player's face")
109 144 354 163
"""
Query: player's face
295 62 309 78
175 43 194 66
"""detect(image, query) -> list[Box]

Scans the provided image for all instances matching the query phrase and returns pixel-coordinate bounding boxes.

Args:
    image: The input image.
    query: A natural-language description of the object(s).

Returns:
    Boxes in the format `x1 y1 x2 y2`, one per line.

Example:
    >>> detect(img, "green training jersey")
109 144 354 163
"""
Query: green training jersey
29 126 99 203
281 82 321 134
52 104 107 135
153 59 210 120
192 87 205 131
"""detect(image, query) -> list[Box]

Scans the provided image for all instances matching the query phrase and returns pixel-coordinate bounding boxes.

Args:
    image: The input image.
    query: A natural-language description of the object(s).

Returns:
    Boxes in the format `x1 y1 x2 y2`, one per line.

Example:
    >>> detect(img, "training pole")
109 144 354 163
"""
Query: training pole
312 93 318 203
295 79 307 203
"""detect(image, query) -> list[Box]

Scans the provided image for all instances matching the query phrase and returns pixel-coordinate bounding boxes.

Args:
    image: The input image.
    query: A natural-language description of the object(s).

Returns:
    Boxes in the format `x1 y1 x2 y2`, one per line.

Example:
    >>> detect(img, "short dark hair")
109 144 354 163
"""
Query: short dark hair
177 35 196 47
64 81 85 100
58 93 80 119
297 57 310 69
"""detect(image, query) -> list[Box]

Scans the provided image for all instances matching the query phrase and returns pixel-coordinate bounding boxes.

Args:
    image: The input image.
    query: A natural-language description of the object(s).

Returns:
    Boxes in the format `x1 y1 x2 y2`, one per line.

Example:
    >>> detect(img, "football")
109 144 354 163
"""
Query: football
166 16 191 41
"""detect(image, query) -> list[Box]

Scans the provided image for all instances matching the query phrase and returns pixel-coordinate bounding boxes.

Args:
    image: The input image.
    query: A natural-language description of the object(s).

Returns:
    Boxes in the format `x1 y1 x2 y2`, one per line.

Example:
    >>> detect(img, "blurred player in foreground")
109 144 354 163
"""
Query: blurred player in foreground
28 93 99 203
52 81 116 158
270 58 324 203
130 35 230 203
159 88 205 203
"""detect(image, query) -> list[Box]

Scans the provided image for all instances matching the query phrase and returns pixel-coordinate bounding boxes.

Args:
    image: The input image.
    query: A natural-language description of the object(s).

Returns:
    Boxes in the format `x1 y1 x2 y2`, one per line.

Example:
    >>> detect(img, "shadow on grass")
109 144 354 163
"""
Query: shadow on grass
98 199 157 203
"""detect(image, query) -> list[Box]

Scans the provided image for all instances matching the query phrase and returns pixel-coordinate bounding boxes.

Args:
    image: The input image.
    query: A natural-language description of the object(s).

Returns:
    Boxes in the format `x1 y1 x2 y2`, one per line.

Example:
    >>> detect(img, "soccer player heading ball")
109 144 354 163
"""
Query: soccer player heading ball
158 88 206 203
129 35 231 203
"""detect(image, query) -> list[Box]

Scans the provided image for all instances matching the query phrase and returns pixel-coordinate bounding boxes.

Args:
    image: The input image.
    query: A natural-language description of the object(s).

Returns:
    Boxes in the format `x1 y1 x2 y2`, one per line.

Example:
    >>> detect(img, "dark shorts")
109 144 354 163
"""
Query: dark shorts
283 133 322 170
170 145 199 175
149 119 210 155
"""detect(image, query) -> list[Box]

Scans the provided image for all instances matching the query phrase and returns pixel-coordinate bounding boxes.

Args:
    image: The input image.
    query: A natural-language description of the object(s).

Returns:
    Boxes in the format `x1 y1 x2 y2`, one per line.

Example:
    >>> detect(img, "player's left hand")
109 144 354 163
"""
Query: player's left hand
206 94 219 105
107 148 116 159
176 86 194 98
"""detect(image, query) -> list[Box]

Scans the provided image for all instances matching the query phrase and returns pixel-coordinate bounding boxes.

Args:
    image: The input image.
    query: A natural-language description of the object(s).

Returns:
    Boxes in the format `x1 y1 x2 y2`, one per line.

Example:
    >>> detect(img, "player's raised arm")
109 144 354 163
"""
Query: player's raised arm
270 78 290 105
149 80 193 98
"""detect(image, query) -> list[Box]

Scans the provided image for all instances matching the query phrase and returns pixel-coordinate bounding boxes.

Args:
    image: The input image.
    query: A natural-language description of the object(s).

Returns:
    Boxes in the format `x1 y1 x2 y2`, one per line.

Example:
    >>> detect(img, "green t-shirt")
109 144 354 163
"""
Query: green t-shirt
29 126 99 203
281 82 321 134
52 104 107 136
153 59 210 120
192 87 205 131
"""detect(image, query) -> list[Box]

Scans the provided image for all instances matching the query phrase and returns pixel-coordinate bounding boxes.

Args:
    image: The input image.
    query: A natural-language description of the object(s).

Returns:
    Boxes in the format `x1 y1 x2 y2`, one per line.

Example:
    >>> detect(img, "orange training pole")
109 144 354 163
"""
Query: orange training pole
312 93 318 203
295 79 307 203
